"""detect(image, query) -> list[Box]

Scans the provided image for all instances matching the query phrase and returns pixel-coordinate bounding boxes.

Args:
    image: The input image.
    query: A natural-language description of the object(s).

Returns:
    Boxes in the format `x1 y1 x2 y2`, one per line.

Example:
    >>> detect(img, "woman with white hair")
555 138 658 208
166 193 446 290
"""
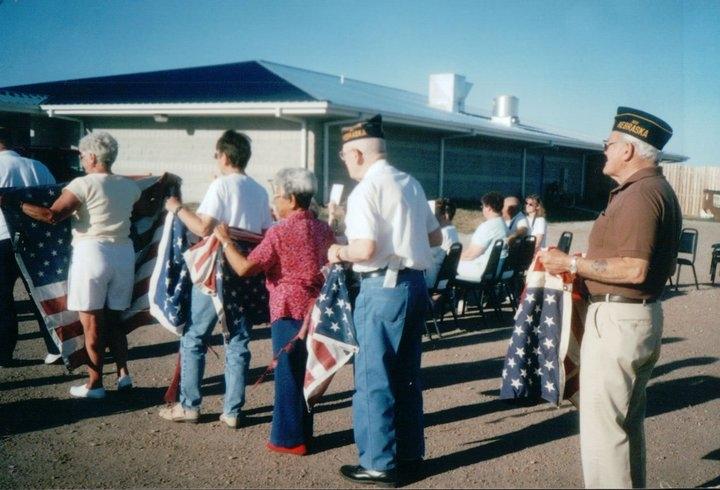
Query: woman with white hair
19 131 141 399
214 167 335 455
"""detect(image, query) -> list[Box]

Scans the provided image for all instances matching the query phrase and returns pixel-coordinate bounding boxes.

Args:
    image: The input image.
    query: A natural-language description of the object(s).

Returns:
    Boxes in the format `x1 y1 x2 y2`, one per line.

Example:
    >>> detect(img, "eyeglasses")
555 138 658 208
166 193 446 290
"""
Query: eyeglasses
603 141 619 152
525 201 536 207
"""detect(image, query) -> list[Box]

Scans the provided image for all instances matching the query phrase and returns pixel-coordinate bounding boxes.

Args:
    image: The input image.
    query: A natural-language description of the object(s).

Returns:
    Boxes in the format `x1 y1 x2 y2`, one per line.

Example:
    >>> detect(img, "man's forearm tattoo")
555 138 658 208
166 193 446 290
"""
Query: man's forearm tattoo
591 259 608 273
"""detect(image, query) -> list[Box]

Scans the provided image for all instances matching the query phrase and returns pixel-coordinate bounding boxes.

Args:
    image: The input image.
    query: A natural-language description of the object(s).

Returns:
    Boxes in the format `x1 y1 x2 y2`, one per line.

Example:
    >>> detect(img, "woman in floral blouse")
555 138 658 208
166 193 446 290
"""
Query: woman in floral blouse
215 167 335 455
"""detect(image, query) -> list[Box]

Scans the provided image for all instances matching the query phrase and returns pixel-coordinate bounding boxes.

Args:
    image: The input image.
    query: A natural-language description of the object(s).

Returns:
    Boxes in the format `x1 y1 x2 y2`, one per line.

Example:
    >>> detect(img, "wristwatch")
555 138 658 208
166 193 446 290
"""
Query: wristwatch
569 256 578 275
172 205 183 216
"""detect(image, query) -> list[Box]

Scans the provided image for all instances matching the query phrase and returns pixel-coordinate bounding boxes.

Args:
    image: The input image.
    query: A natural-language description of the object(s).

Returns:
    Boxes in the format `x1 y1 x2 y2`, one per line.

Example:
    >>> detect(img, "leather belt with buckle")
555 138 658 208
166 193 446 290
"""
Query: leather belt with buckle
354 267 414 280
589 294 657 305
354 267 389 280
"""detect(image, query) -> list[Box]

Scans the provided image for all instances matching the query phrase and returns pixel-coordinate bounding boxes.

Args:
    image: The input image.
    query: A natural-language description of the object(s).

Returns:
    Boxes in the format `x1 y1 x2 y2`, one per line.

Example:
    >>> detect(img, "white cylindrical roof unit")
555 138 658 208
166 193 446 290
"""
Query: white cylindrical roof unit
493 95 519 119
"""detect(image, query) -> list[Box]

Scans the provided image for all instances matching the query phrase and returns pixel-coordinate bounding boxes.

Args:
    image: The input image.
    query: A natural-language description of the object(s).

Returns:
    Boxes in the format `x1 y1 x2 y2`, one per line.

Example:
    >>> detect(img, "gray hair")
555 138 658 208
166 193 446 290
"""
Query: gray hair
620 133 660 163
78 131 119 168
273 168 317 209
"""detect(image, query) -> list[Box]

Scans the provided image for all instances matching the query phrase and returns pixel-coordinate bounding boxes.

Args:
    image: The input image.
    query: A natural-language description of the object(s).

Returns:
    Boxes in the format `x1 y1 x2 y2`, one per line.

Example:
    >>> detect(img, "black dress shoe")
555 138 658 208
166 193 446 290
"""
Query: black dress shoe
339 465 398 488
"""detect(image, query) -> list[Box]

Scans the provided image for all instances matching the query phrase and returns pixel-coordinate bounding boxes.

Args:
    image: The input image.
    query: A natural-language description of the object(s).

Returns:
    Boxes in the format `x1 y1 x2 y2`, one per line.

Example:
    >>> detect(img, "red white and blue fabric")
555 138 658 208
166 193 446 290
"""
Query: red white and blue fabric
303 265 359 409
149 215 269 338
0 175 173 370
500 254 585 406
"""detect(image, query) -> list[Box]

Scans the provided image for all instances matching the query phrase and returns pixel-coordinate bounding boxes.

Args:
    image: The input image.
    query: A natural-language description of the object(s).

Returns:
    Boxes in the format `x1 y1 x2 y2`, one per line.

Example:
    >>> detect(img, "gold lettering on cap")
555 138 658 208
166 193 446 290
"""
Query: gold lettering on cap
342 128 369 142
617 121 649 138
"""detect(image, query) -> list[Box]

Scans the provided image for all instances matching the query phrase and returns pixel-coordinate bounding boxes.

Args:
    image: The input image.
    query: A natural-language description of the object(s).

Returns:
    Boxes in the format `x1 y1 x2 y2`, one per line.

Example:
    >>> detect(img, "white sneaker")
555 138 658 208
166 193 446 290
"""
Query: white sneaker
44 353 62 365
117 375 133 391
219 413 238 429
69 384 106 399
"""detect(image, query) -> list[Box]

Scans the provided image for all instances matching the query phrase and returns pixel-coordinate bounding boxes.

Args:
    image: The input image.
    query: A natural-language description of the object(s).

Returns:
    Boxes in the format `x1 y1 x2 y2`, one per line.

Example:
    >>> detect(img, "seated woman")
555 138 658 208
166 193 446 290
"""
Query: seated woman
19 131 141 398
524 193 547 251
425 197 460 287
456 191 508 281
214 168 334 455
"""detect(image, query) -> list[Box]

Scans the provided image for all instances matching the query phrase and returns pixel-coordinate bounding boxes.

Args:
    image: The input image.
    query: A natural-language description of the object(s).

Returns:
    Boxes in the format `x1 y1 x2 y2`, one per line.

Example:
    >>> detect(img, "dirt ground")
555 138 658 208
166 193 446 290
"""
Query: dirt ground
1 220 719 489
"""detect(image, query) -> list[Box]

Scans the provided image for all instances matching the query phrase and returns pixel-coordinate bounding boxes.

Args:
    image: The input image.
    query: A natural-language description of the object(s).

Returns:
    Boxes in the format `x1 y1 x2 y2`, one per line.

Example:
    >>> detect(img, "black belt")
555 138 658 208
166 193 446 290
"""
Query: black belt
589 294 657 305
354 267 410 280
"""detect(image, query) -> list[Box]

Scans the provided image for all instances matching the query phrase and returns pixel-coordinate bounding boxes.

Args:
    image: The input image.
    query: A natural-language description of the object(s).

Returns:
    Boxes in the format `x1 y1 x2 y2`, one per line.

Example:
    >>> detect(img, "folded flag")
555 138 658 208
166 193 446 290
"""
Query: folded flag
304 264 359 409
0 174 179 370
499 254 586 406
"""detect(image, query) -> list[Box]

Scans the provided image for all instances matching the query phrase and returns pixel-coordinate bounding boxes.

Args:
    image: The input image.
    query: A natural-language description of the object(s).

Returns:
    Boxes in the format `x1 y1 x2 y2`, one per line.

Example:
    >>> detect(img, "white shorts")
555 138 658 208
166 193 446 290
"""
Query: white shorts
67 240 135 311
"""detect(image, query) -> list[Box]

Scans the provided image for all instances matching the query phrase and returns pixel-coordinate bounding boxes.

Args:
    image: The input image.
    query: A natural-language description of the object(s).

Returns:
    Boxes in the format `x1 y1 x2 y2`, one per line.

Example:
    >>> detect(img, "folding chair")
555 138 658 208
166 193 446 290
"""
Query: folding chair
557 231 573 253
454 239 505 327
498 235 536 310
426 242 463 337
675 227 699 290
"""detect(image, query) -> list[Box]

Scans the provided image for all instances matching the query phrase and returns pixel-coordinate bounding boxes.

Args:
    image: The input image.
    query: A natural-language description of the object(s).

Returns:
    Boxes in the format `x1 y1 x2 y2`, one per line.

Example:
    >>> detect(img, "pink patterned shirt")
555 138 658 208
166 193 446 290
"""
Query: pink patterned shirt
248 210 335 322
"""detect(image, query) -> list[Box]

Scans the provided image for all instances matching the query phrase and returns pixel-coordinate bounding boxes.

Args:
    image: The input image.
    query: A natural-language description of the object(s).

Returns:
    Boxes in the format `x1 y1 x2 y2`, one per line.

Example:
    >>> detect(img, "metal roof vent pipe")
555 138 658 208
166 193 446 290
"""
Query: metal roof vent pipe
491 95 519 126
428 73 473 113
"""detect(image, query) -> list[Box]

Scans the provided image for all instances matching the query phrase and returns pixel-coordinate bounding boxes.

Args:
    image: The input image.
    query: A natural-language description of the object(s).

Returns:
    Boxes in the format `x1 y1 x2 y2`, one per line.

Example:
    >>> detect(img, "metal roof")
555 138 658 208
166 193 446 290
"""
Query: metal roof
0 60 687 161
0 61 315 104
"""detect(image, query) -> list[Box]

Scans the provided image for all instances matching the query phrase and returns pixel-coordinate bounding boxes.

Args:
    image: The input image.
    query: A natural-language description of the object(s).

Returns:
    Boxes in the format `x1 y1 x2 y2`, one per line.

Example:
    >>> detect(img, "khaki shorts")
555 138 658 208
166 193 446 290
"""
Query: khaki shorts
67 240 135 311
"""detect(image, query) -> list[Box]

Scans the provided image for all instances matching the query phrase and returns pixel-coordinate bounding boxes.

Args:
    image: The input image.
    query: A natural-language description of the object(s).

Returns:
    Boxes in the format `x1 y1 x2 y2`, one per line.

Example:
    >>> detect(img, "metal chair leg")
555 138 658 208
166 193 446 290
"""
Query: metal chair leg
691 264 699 290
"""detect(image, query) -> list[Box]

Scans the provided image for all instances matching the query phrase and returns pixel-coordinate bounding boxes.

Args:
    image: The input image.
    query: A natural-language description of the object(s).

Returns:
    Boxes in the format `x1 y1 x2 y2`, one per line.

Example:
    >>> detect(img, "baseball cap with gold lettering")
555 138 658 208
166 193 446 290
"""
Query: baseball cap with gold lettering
341 114 385 144
613 106 672 150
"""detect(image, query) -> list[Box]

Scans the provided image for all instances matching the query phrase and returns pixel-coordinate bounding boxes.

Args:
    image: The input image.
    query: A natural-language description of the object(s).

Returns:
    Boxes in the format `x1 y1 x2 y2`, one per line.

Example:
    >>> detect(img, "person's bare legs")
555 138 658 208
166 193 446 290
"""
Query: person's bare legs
78 310 106 389
105 309 130 379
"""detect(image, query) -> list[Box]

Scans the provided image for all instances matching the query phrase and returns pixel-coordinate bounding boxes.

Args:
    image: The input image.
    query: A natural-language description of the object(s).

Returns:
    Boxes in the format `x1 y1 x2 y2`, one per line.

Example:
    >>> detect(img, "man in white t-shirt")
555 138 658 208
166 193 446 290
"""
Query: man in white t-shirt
456 192 509 281
159 130 272 428
0 127 57 367
503 195 529 246
328 115 441 487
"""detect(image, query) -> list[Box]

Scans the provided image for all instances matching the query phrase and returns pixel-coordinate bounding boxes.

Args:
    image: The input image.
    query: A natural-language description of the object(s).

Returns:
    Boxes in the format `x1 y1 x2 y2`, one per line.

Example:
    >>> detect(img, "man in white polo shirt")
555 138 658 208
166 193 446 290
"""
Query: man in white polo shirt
0 127 57 367
328 115 441 487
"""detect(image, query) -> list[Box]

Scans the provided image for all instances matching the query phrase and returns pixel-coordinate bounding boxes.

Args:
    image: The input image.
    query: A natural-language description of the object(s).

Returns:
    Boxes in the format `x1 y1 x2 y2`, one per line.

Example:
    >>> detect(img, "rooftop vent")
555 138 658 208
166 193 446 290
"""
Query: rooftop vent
428 74 473 113
491 95 519 126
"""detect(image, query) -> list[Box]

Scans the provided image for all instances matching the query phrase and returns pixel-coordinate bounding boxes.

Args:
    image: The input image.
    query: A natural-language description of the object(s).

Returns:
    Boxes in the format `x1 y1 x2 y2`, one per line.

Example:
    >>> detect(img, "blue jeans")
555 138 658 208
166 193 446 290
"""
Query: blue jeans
270 318 313 447
180 284 252 417
352 269 427 471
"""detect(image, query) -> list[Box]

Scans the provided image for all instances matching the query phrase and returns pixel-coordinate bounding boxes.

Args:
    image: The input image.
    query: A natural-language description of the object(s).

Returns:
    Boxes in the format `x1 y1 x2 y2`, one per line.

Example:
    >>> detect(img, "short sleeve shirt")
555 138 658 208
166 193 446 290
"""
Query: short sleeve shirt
585 166 682 299
64 174 141 244
529 216 547 248
197 173 272 233
344 160 439 272
248 210 335 322
0 151 56 240
470 216 508 265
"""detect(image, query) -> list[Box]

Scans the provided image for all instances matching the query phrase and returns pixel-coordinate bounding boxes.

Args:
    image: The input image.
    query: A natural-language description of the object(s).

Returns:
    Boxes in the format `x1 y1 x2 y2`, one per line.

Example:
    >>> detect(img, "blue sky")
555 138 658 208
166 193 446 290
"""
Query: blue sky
1 0 718 165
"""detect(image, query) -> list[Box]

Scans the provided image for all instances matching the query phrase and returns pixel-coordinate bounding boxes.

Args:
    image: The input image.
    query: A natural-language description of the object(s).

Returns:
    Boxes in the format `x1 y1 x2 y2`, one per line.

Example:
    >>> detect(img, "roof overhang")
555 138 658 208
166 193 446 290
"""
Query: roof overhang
39 100 688 162
40 101 330 116
0 103 44 114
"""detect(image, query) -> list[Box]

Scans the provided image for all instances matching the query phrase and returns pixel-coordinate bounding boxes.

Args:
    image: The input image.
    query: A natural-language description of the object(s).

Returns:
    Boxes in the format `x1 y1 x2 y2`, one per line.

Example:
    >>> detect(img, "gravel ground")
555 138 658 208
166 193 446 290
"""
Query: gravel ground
1 220 718 489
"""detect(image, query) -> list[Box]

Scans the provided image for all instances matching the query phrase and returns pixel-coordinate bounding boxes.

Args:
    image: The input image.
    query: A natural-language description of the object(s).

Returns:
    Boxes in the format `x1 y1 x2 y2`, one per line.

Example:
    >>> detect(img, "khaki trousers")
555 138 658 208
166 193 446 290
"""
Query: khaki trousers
580 301 663 489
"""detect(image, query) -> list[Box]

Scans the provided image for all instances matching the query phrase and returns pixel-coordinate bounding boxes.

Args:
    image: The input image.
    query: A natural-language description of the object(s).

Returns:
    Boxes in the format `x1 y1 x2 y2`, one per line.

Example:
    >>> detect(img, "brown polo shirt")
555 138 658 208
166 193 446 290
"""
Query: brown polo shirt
585 166 682 300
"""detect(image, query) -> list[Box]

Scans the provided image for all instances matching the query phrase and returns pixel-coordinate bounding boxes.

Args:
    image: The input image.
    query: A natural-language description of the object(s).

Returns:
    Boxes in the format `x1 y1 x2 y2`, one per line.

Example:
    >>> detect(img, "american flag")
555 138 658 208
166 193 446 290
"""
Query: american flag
149 214 269 337
148 213 192 335
0 174 179 370
303 265 359 409
500 254 586 406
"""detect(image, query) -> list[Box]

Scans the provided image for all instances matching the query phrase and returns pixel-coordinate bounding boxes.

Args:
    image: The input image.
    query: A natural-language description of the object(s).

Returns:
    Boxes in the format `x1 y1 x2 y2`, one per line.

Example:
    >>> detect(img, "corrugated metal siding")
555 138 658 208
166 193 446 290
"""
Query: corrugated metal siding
443 140 524 200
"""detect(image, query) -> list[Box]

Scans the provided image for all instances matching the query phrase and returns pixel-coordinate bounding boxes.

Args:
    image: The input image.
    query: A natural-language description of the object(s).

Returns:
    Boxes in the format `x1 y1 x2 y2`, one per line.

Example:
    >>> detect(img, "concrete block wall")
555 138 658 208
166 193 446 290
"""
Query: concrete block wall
83 116 309 203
